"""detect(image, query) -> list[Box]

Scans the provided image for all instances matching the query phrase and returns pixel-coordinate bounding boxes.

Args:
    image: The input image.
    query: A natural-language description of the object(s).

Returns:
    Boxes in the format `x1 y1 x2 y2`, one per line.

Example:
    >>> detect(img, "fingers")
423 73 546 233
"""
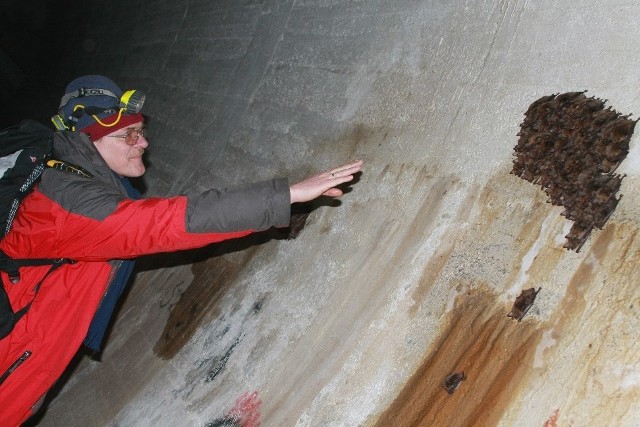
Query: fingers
289 160 363 203
325 160 363 180
320 160 361 197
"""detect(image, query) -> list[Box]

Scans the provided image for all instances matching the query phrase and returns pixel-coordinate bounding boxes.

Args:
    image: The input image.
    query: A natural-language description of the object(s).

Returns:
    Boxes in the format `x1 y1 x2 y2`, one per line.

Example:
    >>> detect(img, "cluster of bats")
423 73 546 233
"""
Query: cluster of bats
513 91 635 251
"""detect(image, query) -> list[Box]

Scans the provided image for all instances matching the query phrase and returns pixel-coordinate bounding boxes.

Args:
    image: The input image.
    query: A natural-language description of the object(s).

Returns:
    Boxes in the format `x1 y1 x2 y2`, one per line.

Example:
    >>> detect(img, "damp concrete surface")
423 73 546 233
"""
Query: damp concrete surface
33 1 640 426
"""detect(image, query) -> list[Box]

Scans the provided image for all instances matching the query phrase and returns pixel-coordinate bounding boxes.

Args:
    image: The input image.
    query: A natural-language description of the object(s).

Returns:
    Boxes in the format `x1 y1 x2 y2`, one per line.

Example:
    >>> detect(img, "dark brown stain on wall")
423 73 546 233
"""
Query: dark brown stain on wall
373 172 639 427
154 246 259 359
375 286 541 427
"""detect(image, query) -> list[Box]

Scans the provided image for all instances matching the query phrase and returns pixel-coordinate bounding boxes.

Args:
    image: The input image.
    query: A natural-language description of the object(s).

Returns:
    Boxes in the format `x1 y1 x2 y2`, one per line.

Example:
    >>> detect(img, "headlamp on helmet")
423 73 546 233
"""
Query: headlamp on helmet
51 86 145 131
120 90 145 115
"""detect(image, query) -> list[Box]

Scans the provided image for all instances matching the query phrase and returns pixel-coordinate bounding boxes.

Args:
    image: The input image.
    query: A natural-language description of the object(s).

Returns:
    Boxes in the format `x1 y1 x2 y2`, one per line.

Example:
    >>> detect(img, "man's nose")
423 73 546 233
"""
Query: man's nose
136 134 149 148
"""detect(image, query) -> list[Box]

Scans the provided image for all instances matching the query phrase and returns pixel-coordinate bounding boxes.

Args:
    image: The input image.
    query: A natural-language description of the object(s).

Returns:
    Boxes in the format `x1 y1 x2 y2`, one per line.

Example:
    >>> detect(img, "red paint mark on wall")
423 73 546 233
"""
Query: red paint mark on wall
543 408 559 427
225 391 262 427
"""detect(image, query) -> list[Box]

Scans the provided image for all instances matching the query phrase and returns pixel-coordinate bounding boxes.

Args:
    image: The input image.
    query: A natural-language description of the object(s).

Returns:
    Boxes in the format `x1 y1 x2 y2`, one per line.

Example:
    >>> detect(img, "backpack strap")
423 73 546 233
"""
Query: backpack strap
0 254 72 340
11 259 69 323
0 156 89 284
0 251 74 284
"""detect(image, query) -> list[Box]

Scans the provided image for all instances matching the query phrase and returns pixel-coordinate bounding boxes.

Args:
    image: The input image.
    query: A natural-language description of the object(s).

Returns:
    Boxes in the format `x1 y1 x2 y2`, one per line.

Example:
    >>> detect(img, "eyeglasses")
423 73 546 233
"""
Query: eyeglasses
110 127 146 146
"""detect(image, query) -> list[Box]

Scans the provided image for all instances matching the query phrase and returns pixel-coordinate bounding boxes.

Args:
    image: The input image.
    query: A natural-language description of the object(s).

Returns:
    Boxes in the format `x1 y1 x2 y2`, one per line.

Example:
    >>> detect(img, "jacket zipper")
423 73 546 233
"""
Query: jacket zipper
94 260 123 317
0 350 32 386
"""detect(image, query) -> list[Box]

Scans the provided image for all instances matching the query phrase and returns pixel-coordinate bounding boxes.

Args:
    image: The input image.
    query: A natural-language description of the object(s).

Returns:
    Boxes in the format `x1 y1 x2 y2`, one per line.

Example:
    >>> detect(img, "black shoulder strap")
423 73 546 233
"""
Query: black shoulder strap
0 250 73 284
12 260 69 322
0 251 71 339
0 254 71 340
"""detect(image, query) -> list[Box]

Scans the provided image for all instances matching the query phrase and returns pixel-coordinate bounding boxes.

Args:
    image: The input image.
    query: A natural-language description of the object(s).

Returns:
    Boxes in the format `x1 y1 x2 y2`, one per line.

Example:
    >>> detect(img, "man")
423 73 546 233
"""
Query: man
0 75 362 425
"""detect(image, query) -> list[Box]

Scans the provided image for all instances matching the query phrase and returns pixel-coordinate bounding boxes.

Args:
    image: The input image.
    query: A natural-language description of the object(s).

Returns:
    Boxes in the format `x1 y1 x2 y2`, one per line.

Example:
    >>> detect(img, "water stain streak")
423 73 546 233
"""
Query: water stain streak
375 285 541 427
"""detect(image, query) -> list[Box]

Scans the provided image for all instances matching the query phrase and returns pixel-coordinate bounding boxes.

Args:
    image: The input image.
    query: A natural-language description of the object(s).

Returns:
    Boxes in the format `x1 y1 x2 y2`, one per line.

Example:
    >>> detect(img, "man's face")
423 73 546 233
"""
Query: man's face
93 121 148 177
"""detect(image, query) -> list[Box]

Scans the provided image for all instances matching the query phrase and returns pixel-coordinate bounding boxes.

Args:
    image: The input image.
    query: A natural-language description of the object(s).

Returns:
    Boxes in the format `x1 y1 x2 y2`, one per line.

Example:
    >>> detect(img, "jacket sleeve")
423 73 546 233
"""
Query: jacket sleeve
186 178 291 233
1 177 291 261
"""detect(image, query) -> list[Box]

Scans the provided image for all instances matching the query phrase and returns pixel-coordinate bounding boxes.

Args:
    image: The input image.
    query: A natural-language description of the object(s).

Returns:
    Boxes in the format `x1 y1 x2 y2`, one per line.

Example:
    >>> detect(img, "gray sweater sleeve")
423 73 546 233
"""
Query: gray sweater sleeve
185 178 291 233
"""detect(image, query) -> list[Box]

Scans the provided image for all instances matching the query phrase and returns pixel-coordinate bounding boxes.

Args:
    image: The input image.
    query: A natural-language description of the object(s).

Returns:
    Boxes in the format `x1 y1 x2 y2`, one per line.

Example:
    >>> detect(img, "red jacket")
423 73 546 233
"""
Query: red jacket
0 132 290 424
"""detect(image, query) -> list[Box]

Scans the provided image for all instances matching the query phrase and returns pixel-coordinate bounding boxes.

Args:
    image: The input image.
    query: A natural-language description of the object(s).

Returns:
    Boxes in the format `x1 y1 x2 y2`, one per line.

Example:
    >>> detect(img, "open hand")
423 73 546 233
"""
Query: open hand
289 160 363 203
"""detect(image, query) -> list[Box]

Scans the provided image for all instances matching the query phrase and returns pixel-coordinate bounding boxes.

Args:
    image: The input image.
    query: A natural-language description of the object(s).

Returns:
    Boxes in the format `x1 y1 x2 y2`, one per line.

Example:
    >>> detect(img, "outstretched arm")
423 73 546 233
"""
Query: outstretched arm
289 160 363 203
